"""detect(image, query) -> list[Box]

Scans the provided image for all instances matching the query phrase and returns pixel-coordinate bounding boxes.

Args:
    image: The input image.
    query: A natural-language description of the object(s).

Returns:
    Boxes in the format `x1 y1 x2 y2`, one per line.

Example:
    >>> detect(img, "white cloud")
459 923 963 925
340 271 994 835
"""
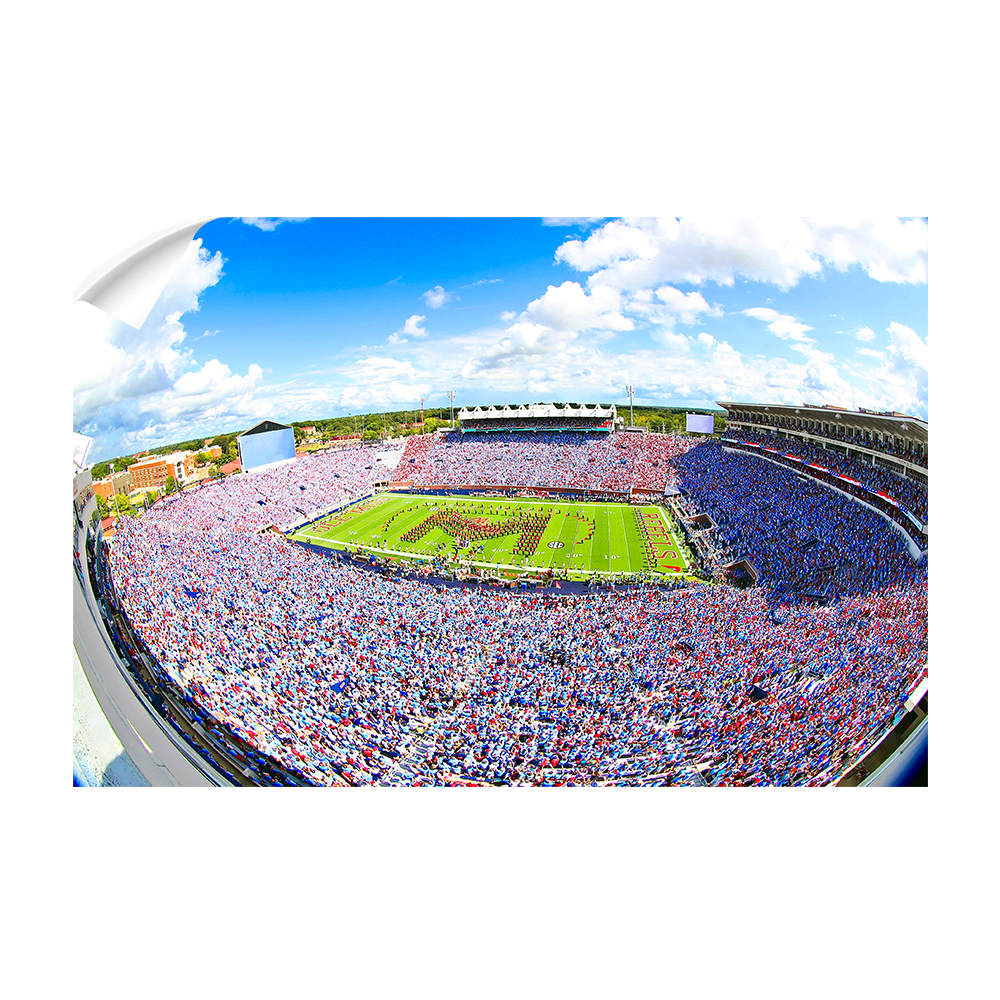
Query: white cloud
743 307 814 342
404 315 428 337
855 326 876 342
336 357 433 409
500 310 518 322
393 299 930 417
387 314 429 345
793 345 859 401
653 285 723 324
842 322 927 418
73 239 233 454
461 321 579 378
421 285 452 308
650 329 693 353
887 321 928 371
172 359 262 398
458 278 503 289
556 217 928 292
524 281 633 332
541 217 606 228
239 217 310 231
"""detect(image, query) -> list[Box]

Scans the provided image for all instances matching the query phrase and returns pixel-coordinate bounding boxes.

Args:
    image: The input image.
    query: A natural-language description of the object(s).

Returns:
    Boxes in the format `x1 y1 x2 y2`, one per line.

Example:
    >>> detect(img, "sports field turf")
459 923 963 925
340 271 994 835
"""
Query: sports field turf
289 492 690 579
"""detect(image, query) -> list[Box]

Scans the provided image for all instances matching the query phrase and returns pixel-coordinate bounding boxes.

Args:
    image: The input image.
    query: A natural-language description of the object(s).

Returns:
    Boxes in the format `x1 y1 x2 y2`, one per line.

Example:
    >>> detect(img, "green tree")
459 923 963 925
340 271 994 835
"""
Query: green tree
95 494 109 519
145 491 158 507
92 461 111 479
209 465 222 479
165 475 177 495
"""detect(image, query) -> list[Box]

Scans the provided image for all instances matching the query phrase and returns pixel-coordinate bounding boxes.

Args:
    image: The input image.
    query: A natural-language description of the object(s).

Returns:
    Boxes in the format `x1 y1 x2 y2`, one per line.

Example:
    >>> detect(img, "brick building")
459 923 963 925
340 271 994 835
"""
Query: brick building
92 469 134 499
129 451 195 490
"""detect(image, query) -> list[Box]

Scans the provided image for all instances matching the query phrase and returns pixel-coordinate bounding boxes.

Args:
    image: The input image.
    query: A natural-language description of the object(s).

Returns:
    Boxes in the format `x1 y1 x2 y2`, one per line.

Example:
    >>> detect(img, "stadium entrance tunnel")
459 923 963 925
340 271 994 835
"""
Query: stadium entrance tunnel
723 558 759 587
687 513 716 531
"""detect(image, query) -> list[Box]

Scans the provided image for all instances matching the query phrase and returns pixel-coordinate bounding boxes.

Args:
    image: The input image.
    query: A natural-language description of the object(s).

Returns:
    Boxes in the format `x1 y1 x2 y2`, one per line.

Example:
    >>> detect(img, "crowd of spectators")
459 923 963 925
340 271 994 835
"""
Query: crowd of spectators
730 413 927 468
725 428 928 523
160 446 381 533
673 442 926 602
104 435 927 787
396 431 694 493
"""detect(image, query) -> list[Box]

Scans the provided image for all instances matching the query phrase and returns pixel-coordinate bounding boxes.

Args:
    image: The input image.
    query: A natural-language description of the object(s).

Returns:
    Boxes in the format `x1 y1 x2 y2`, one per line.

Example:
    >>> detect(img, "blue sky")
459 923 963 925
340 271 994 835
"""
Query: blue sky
73 217 928 461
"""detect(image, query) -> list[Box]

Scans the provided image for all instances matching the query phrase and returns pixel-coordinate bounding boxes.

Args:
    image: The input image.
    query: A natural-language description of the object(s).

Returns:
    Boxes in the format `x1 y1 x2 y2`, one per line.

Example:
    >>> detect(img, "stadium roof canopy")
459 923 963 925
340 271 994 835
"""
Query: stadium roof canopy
240 419 292 437
457 403 617 420
717 400 927 445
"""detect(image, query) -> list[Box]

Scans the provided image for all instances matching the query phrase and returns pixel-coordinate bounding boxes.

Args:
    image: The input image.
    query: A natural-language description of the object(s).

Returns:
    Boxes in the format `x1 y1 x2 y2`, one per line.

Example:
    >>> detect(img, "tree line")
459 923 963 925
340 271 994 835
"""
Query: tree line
91 404 726 476
91 432 241 480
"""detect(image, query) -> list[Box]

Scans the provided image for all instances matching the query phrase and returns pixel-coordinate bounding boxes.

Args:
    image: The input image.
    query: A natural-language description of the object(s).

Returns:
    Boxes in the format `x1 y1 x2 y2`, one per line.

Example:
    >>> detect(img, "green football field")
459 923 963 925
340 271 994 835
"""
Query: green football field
289 492 690 580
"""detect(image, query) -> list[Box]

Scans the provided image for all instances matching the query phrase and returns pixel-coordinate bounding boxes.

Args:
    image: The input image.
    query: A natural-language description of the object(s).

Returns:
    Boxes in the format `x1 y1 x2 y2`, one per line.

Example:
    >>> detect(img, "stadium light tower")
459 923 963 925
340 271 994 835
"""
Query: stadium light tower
448 390 456 429
626 385 635 426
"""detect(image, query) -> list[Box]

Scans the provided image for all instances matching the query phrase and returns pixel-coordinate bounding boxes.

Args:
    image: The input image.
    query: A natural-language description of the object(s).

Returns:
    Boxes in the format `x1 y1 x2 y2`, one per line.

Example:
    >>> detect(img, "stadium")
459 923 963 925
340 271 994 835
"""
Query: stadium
72 399 928 787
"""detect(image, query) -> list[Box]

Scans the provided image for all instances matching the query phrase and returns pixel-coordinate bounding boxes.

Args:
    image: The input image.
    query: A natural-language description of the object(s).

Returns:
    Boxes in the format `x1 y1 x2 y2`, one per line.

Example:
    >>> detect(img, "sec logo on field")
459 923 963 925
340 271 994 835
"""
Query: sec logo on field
547 540 565 548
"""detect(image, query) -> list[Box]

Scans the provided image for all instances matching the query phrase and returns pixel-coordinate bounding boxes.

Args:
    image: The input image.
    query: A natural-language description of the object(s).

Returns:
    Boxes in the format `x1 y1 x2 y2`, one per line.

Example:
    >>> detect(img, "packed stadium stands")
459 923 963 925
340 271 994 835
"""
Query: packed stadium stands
722 428 928 524
95 415 928 787
394 430 695 493
155 446 380 532
672 441 925 600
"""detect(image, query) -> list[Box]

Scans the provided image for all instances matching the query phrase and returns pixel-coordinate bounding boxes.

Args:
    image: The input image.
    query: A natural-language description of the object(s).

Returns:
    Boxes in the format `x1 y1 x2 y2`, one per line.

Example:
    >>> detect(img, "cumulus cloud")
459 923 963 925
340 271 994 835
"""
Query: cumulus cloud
78 355 266 460
172 358 261 397
239 217 310 231
336 357 433 409
461 322 578 378
73 239 246 456
524 281 633 332
653 285 723 324
387 314 429 345
556 217 928 292
374 307 926 418
887 321 928 370
624 286 723 333
421 285 452 308
649 329 693 353
743 307 815 342
840 322 927 418
855 326 876 342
